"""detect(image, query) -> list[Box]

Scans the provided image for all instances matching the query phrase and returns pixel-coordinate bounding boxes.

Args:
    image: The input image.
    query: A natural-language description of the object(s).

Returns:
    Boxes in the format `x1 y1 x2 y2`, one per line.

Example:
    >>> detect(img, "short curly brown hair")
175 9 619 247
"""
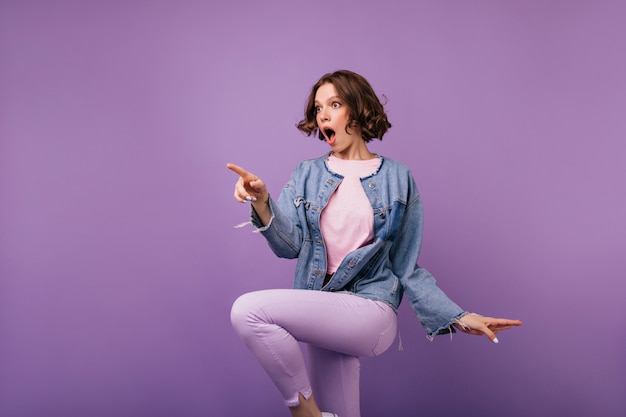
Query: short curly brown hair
296 70 392 142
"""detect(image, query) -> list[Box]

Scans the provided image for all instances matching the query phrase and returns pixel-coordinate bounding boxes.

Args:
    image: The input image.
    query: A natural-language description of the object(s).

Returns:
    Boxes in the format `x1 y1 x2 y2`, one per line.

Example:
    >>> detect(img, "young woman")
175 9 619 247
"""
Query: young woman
227 70 522 417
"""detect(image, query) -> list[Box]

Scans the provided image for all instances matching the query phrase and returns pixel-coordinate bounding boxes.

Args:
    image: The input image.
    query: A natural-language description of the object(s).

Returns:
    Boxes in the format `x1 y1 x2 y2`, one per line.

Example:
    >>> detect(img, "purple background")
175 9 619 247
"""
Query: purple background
1 1 624 416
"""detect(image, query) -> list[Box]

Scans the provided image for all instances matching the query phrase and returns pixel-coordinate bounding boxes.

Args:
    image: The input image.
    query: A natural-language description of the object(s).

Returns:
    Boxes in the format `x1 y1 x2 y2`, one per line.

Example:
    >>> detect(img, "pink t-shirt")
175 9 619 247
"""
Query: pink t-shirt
321 155 381 274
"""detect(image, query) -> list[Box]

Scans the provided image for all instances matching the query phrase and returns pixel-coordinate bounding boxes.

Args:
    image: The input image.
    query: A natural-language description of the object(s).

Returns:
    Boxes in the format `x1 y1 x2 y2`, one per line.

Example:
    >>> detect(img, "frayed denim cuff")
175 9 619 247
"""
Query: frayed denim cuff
426 311 469 341
233 197 275 233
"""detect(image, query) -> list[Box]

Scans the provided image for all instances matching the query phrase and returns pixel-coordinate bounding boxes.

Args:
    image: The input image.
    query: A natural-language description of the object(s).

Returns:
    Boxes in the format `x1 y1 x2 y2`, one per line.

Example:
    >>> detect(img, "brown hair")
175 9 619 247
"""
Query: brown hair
296 70 392 142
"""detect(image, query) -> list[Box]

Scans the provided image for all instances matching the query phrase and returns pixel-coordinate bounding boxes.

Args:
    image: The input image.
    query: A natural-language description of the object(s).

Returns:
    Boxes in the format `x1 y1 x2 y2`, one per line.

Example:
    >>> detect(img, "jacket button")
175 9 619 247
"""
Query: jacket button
369 183 375 188
348 261 356 267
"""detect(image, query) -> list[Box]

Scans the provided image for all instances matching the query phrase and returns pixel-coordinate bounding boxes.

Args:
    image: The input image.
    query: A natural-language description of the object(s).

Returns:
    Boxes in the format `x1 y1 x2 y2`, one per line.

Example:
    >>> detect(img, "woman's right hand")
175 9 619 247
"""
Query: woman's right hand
227 163 271 226
454 313 523 344
226 163 268 204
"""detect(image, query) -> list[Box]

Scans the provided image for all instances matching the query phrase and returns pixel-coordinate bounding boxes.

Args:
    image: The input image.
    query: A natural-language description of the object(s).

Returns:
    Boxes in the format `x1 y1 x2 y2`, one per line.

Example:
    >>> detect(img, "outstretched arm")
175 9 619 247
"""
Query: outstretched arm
454 314 522 344
227 163 271 226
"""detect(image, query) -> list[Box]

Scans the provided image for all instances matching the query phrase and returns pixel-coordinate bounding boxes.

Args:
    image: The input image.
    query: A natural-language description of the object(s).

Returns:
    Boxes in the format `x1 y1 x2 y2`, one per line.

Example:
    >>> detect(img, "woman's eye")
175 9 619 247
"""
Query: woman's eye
332 102 341 108
314 106 321 113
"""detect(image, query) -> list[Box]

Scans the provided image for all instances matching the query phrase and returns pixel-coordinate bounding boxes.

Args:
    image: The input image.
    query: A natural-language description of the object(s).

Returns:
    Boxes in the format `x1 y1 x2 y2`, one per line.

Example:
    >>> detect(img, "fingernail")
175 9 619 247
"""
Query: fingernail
245 196 252 201
493 338 499 344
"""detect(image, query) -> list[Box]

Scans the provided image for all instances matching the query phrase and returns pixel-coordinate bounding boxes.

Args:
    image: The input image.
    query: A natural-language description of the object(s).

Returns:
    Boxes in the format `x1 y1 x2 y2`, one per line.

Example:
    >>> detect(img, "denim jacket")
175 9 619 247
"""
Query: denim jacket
248 153 466 339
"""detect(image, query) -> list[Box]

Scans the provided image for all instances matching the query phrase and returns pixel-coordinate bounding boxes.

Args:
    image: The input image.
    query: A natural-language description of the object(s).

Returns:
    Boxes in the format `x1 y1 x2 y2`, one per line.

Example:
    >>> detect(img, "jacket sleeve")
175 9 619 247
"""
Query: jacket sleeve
390 174 467 339
249 173 303 260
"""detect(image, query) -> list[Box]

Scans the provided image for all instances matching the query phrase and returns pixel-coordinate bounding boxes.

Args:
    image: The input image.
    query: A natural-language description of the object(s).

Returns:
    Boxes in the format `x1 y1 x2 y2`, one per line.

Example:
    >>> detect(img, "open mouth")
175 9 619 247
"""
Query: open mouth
323 128 336 143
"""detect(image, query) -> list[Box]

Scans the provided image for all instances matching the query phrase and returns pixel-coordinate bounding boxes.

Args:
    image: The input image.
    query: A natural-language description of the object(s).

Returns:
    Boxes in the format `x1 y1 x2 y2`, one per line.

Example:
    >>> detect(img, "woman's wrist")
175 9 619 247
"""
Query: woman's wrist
251 193 269 208
251 194 271 225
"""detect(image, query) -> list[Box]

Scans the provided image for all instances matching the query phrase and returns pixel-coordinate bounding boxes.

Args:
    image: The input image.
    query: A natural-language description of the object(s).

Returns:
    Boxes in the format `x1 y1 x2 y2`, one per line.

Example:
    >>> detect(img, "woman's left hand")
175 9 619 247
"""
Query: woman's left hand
453 314 522 344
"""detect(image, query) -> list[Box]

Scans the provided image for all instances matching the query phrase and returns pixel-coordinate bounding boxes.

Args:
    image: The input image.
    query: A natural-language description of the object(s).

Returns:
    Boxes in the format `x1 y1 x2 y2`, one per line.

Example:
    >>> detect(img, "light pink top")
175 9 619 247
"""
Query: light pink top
321 155 381 274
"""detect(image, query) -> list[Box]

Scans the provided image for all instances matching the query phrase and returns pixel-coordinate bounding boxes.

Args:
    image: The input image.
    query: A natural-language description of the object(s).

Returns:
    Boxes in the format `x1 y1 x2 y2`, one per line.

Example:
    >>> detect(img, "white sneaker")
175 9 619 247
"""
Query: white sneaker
321 413 339 417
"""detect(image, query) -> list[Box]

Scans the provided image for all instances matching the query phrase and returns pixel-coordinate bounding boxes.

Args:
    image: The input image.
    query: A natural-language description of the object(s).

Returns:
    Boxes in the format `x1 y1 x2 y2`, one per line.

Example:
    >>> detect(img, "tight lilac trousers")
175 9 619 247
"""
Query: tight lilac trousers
230 289 397 417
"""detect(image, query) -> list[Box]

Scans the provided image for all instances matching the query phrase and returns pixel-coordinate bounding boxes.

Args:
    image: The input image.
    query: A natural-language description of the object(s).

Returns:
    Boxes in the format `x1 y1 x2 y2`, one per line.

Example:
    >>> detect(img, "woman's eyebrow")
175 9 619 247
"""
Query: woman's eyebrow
314 96 340 105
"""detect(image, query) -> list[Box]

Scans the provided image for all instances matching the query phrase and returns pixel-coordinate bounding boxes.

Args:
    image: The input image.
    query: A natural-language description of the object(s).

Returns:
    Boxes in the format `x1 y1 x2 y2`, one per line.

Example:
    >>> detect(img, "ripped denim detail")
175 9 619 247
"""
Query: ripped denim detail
233 220 265 233
426 311 470 341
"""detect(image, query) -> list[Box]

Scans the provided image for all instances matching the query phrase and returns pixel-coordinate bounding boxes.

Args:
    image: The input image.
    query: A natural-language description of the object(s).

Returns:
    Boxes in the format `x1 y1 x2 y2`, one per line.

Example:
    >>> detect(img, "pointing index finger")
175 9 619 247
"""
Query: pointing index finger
226 163 254 180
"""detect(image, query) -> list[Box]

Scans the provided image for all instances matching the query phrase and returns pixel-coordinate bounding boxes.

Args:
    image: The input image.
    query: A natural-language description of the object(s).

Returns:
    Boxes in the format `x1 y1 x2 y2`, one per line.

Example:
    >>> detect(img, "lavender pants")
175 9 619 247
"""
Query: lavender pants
230 289 397 417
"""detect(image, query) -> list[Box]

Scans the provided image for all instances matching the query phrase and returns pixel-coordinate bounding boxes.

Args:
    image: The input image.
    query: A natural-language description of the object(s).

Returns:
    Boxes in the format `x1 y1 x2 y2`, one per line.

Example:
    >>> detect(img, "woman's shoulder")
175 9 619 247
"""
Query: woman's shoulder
299 153 328 165
292 153 329 171
379 155 412 175
288 154 329 179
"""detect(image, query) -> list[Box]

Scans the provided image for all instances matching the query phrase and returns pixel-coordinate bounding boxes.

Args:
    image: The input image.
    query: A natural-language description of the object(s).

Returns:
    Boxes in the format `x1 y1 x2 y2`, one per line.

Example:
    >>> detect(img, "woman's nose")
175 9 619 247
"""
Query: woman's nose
319 109 329 121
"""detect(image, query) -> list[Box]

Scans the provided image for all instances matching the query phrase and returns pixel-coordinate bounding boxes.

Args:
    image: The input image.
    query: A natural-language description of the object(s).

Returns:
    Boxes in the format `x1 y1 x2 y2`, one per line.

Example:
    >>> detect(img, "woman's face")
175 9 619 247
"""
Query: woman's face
314 83 361 154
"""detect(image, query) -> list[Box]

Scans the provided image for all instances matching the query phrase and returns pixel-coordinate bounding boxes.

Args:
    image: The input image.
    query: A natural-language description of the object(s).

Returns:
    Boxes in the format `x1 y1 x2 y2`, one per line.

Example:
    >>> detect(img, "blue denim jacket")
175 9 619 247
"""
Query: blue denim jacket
249 153 466 338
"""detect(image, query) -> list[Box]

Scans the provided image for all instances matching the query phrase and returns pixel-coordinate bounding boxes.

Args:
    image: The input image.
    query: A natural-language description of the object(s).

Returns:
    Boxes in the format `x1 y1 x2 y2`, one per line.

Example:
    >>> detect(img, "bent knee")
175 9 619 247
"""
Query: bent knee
230 291 265 337
230 293 251 329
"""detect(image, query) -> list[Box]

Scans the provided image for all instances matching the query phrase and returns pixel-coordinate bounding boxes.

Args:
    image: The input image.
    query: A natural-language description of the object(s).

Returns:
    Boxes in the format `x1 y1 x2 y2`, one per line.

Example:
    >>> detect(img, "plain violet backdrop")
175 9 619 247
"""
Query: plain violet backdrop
1 1 624 416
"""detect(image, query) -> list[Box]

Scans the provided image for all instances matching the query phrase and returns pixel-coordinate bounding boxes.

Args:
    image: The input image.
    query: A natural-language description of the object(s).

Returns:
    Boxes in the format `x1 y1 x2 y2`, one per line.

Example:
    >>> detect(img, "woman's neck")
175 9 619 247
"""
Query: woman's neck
331 142 376 161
